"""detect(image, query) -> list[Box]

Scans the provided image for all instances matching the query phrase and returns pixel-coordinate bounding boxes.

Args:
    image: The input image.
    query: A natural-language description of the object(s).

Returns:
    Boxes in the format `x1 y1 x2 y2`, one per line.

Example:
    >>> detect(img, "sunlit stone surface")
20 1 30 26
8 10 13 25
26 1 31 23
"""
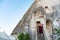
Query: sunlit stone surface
11 0 60 40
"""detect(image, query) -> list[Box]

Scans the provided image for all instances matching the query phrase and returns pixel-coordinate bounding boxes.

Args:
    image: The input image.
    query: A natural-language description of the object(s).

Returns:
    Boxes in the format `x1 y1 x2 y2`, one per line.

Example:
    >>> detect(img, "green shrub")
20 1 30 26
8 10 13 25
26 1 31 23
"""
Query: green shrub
17 32 30 40
57 29 60 35
53 28 57 34
57 37 60 40
17 32 25 40
24 33 30 40
53 28 60 35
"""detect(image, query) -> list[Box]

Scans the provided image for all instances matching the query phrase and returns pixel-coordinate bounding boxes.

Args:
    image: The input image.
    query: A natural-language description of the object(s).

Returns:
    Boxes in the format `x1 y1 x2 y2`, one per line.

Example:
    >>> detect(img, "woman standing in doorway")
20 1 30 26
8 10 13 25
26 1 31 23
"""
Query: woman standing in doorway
36 21 43 37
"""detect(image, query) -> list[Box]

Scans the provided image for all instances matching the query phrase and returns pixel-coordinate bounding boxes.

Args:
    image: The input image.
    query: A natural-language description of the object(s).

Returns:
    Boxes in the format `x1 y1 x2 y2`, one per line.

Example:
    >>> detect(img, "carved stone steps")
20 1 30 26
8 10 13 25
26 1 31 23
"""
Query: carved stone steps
37 33 45 40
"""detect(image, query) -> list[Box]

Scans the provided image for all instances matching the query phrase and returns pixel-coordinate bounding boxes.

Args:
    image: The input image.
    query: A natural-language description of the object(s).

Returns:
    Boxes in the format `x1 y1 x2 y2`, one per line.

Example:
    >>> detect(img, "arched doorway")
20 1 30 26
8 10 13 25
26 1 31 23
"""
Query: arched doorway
36 21 43 34
46 19 52 30
46 19 52 40
36 21 45 40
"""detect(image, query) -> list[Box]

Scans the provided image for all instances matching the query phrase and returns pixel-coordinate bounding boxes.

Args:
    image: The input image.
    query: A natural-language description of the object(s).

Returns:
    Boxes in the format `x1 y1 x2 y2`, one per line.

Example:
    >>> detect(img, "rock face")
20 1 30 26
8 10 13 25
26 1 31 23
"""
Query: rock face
11 0 60 40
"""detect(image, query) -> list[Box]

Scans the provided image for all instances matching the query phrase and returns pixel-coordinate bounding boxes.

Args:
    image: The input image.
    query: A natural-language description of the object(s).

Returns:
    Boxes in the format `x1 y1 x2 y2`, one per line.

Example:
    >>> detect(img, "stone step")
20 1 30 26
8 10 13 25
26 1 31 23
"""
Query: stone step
37 33 45 40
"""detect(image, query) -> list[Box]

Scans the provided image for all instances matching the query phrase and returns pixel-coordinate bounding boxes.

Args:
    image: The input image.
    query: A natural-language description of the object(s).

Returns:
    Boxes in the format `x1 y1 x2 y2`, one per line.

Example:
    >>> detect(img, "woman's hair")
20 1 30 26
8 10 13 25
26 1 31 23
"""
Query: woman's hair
36 21 41 24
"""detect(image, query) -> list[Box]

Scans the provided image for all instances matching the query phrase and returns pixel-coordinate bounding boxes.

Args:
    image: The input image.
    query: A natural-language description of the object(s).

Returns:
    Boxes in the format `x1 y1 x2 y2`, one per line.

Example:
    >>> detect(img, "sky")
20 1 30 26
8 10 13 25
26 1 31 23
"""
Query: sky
0 0 34 35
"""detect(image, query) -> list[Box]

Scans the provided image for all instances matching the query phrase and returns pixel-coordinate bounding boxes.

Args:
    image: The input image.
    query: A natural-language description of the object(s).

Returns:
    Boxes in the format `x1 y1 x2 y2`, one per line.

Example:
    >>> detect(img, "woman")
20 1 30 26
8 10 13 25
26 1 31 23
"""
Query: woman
36 21 43 37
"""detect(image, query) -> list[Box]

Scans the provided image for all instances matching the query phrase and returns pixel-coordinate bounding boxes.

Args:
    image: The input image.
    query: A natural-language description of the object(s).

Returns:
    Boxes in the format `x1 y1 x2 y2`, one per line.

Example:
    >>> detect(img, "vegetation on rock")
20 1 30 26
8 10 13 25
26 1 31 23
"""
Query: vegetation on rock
17 32 30 40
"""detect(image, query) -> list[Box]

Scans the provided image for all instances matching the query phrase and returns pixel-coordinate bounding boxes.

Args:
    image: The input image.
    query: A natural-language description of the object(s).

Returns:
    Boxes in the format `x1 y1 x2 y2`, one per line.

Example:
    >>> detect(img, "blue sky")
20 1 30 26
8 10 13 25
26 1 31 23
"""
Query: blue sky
0 0 34 35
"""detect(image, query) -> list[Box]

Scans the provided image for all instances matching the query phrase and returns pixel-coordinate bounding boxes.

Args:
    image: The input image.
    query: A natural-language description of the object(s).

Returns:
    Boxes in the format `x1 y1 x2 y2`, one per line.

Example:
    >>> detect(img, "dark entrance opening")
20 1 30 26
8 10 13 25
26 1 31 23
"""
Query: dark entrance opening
36 21 45 40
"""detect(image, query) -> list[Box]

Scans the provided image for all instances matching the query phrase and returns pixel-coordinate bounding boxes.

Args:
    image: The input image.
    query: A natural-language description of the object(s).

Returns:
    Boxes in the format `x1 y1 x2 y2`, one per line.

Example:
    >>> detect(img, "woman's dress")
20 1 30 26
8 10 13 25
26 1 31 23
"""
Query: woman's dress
38 26 43 34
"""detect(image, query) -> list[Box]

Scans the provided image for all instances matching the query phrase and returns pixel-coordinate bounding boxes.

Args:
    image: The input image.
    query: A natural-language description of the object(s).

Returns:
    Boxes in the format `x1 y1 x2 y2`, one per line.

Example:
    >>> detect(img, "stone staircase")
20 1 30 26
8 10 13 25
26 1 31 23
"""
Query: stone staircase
37 33 45 40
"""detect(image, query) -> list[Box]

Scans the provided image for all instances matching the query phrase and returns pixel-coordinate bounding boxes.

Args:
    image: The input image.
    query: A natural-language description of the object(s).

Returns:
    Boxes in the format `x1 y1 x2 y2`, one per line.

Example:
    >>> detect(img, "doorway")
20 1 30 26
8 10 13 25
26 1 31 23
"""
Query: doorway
36 21 45 40
46 19 52 31
46 19 52 40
